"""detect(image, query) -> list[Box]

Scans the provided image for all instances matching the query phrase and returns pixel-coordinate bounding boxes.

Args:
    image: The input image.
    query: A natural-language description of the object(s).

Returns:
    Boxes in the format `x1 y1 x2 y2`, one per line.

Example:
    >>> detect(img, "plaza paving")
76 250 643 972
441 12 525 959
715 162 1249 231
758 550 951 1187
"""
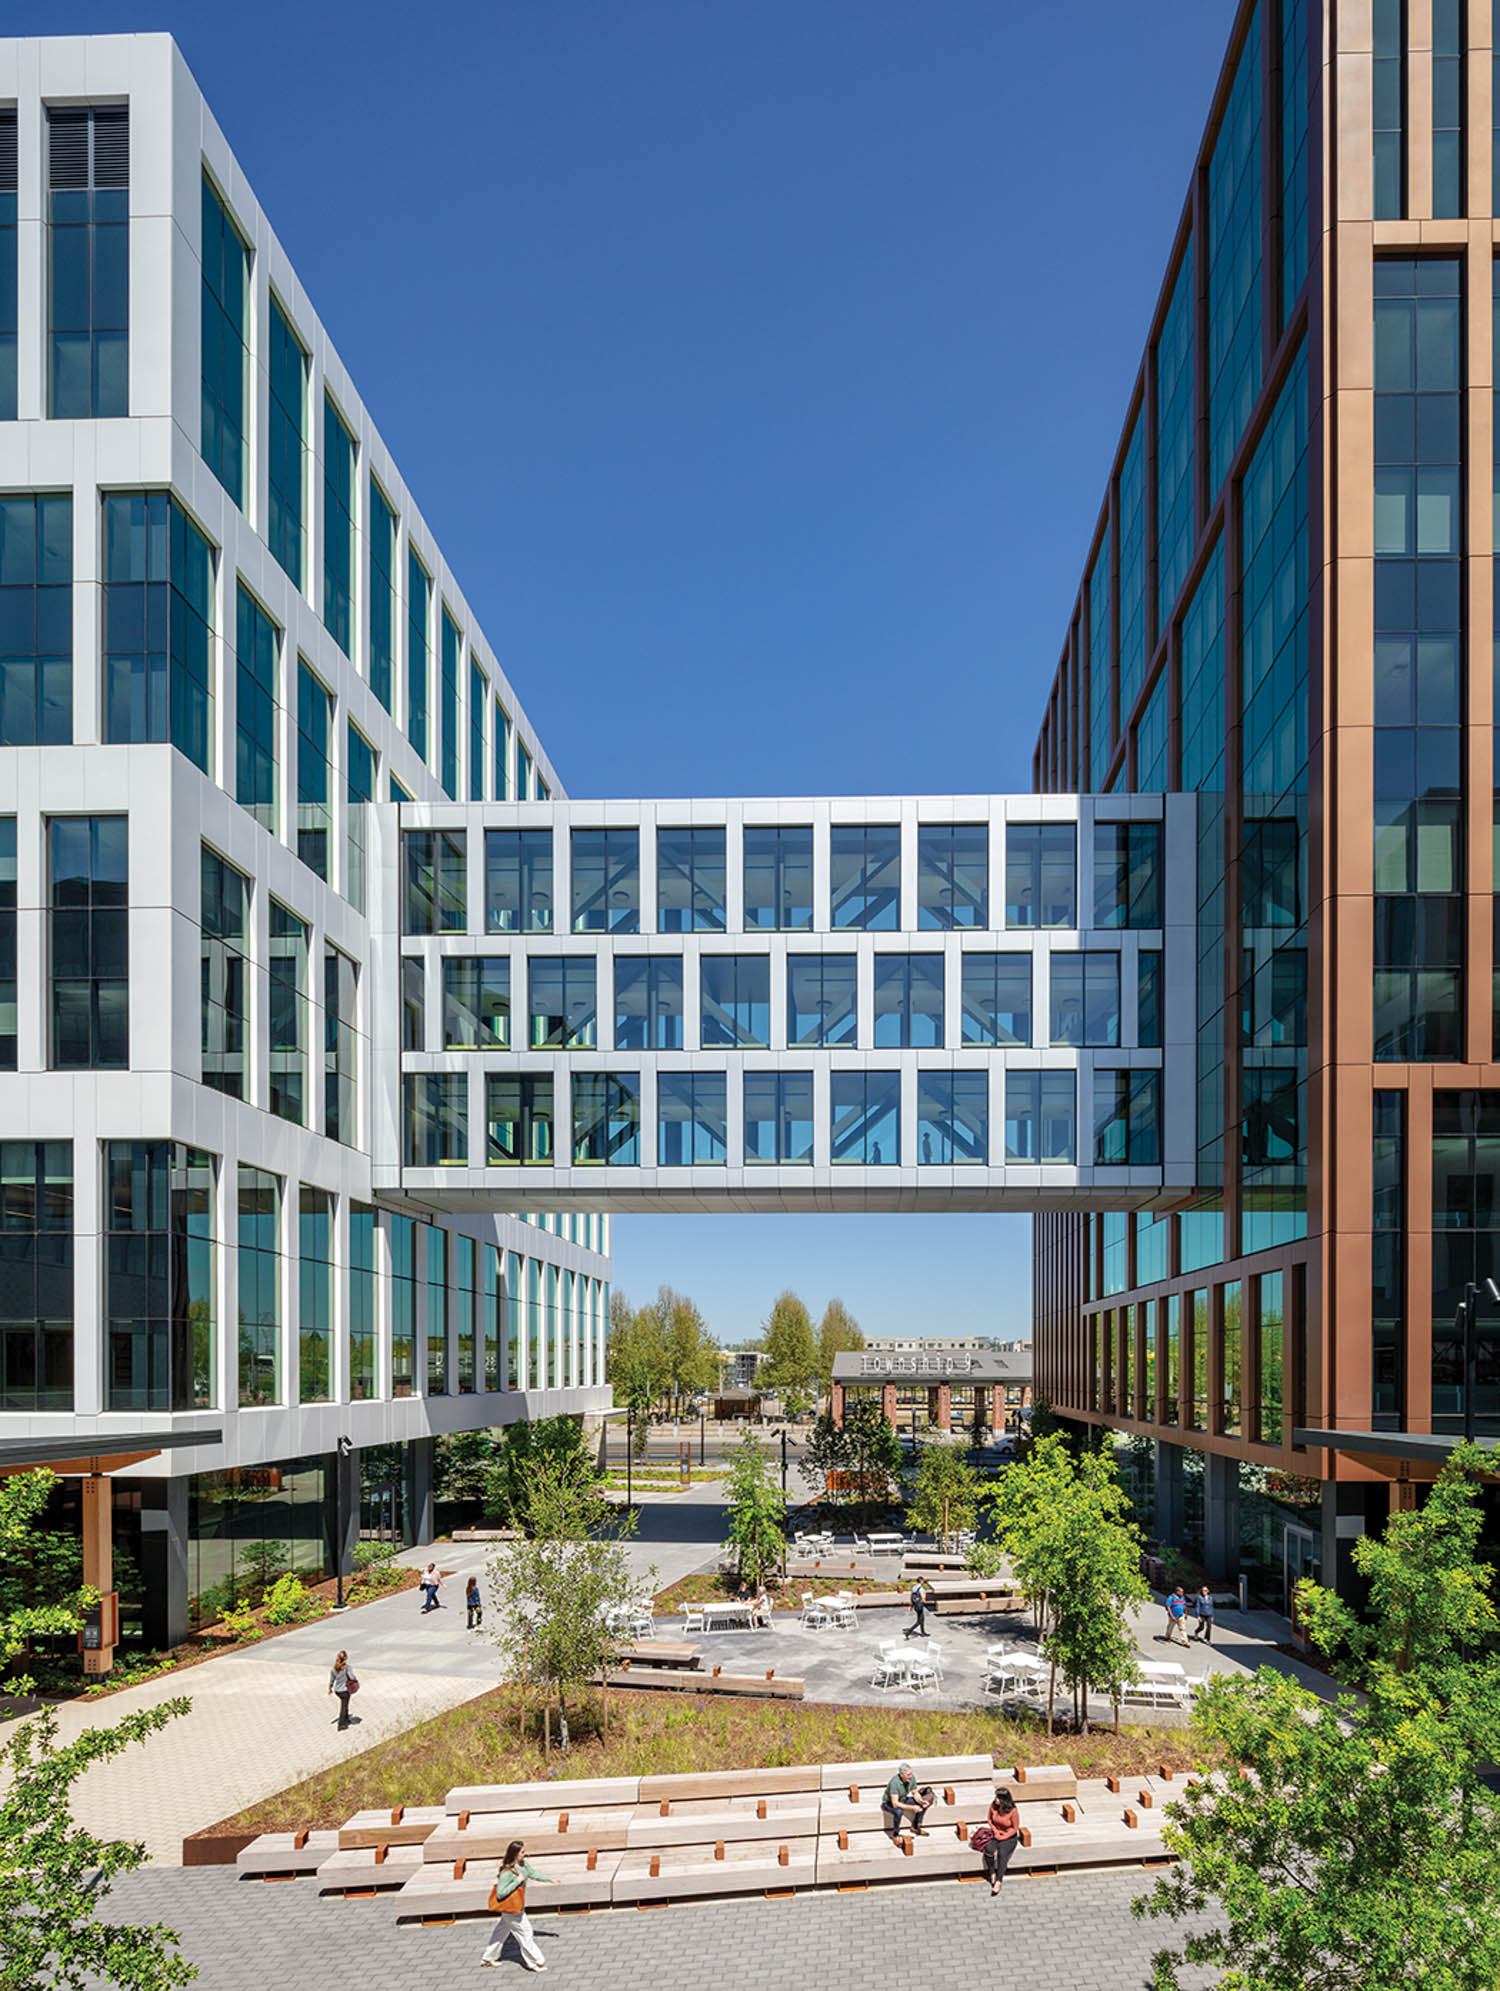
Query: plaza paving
93 1862 1219 1990
40 1479 1329 1866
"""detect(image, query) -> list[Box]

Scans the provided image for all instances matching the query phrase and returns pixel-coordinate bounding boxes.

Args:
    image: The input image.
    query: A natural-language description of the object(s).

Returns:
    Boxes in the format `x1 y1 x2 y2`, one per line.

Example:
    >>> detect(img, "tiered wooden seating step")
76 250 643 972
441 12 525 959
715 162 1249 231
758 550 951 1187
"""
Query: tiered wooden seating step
604 1665 804 1697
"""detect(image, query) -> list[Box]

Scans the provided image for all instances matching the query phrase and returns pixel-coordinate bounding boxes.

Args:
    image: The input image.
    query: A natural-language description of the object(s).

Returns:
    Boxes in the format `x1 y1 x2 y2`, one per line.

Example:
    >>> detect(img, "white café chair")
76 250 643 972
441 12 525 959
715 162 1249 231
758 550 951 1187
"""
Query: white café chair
682 1603 705 1634
800 1592 832 1629
871 1641 908 1689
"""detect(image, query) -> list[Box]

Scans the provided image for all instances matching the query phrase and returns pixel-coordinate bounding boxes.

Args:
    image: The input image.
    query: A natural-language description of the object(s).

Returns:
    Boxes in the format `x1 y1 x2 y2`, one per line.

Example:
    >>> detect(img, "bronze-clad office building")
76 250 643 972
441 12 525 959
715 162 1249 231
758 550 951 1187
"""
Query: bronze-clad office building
1030 0 1500 1606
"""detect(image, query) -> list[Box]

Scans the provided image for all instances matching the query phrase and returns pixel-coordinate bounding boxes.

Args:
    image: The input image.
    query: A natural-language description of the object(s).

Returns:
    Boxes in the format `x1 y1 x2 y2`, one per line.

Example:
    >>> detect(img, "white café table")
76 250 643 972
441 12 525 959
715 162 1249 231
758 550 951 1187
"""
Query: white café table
702 1600 756 1631
866 1533 906 1554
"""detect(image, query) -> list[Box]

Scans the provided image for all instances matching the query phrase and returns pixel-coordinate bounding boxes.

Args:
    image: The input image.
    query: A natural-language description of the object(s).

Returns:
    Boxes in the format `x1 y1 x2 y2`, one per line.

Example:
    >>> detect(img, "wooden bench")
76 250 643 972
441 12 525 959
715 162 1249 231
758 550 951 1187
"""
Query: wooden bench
638 1766 822 1802
316 1842 424 1890
612 1639 702 1668
603 1666 804 1699
235 1829 340 1877
337 1805 445 1850
1005 1763 1079 1802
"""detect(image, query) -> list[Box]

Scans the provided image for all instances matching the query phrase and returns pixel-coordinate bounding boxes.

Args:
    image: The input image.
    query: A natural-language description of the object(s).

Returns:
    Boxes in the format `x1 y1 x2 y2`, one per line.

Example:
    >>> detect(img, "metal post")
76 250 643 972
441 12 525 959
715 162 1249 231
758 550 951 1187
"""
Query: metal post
780 1426 788 1497
627 1407 633 1511
334 1435 352 1609
1462 1282 1480 1445
700 1409 706 1466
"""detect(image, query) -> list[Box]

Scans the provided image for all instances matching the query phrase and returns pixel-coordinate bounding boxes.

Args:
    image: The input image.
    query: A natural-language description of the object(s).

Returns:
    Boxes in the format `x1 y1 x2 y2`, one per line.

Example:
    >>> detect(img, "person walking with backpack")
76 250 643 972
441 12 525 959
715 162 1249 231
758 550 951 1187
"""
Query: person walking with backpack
480 1838 554 1971
466 1575 483 1629
904 1577 931 1638
327 1648 358 1730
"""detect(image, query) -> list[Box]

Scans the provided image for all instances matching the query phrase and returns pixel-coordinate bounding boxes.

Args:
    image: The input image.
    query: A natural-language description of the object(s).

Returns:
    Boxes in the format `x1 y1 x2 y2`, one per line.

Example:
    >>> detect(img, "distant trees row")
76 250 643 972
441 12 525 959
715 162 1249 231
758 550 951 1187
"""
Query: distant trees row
603 1284 866 1420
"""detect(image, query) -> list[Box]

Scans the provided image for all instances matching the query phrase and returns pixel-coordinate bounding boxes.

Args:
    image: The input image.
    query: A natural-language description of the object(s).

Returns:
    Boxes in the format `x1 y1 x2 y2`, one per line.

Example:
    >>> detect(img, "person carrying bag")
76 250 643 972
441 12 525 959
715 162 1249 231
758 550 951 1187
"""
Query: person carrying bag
972 1784 1022 1894
481 1838 555 1971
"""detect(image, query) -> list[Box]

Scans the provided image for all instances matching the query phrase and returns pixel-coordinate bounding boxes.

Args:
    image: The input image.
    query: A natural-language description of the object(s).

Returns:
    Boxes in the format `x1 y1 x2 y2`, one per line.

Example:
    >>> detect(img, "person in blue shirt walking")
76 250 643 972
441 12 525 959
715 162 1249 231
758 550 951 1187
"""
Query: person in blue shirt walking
1191 1583 1216 1643
1164 1586 1190 1647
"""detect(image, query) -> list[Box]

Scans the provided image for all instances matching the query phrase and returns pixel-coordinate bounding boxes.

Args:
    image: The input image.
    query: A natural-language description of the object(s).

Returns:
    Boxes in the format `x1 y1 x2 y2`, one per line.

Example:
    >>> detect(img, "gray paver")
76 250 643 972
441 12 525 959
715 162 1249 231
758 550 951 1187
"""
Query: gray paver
92 1864 1220 1990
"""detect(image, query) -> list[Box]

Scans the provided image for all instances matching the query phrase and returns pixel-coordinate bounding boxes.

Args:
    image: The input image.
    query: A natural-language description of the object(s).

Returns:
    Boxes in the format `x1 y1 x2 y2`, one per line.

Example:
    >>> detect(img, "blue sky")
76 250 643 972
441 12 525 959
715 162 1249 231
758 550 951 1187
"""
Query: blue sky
30 0 1237 1343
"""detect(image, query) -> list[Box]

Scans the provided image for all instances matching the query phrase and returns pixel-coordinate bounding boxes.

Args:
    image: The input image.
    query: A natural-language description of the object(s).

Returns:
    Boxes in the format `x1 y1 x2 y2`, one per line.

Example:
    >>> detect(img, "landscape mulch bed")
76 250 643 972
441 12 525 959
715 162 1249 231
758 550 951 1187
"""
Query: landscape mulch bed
193 1684 1218 1838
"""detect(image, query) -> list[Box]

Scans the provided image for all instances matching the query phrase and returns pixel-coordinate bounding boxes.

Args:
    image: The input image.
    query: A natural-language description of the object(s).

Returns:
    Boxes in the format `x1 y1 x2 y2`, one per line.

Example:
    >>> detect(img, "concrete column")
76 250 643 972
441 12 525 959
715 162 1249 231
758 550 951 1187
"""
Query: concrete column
830 1382 845 1428
409 1435 435 1547
1154 1442 1186 1548
1202 1451 1239 1581
332 1444 360 1597
139 1479 190 1651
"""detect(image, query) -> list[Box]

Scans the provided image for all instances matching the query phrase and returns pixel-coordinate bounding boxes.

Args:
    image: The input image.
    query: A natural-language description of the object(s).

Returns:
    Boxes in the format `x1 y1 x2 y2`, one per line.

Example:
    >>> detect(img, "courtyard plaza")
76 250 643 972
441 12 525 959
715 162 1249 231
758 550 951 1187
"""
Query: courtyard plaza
42 1480 1331 1866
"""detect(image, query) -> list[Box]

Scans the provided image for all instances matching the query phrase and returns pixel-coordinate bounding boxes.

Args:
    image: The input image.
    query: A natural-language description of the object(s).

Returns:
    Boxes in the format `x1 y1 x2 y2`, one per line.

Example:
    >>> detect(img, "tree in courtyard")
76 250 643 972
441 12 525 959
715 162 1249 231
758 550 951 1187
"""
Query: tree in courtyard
759 1291 819 1411
484 1415 594 1533
651 1286 719 1415
0 1470 97 1699
1135 1443 1500 1990
723 1432 786 1590
800 1395 903 1527
904 1441 981 1546
485 1457 647 1757
815 1298 865 1398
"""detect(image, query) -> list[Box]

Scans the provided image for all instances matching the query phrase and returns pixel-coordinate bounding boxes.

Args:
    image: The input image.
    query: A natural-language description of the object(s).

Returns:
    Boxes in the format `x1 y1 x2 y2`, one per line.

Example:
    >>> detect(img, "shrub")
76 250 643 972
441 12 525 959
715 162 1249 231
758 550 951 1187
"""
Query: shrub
264 1574 315 1625
218 1601 260 1642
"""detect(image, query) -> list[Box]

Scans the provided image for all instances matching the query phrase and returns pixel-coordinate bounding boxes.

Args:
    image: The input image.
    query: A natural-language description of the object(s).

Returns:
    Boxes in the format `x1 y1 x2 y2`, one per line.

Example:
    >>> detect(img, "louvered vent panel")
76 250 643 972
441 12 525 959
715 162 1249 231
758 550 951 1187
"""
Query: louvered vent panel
0 113 16 195
93 107 128 188
48 107 89 189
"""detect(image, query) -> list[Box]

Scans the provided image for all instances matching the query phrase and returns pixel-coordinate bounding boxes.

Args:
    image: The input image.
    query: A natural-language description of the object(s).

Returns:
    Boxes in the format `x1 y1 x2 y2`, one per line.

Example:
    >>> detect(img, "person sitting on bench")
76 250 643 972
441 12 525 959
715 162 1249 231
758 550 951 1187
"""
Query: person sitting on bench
884 1764 935 1838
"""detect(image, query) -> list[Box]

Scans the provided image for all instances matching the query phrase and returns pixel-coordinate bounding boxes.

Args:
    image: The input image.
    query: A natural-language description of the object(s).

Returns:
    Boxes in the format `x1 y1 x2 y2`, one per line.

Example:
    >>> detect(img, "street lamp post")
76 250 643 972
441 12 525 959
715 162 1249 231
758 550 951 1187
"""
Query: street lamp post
333 1435 353 1610
626 1407 633 1511
700 1407 706 1467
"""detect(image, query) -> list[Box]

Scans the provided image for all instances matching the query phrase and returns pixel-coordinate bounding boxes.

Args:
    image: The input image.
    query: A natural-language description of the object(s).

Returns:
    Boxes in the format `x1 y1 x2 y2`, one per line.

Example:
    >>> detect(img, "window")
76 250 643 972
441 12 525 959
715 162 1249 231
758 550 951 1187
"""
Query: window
237 1166 281 1406
830 825 899 929
1117 414 1146 719
346 722 376 915
1255 1268 1285 1444
426 1227 448 1395
470 660 487 801
529 956 597 1048
269 901 308 1126
917 1073 987 1165
369 481 395 710
873 956 943 1048
201 175 250 507
486 829 552 933
405 1074 468 1165
615 956 684 1050
493 699 511 799
0 819 14 1069
517 739 533 800
0 493 72 746
440 607 461 798
1005 1073 1076 1162
235 585 280 834
49 815 127 1069
744 1072 813 1164
1208 8 1262 492
1374 0 1406 217
572 828 639 932
298 1187 333 1404
960 954 1030 1047
349 1204 377 1401
1156 251 1195 628
1088 540 1112 785
505 1249 523 1382
1093 822 1161 927
659 1073 727 1164
1163 1293 1182 1425
787 955 857 1046
267 298 306 586
487 1074 554 1164
323 396 355 654
0 112 15 418
0 1142 74 1412
1220 1280 1243 1436
483 1244 501 1391
916 824 986 929
456 1235 477 1394
1372 1091 1405 1428
1138 950 1162 1048
390 1215 416 1396
443 957 509 1048
201 846 248 1097
324 945 358 1145
295 661 332 879
1282 0 1310 315
103 494 215 774
401 955 425 1052
407 550 430 759
831 1071 900 1165
1432 0 1463 217
1005 824 1075 927
1092 1069 1161 1165
744 825 813 929
1050 952 1120 1046
47 106 128 418
404 830 466 934
701 955 769 1047
657 827 726 931
573 1073 641 1165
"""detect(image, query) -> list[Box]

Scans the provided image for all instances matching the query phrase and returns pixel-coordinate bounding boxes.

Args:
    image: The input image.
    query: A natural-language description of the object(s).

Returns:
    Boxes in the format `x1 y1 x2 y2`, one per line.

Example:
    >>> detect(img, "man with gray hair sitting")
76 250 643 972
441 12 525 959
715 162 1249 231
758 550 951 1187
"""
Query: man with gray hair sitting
884 1764 935 1838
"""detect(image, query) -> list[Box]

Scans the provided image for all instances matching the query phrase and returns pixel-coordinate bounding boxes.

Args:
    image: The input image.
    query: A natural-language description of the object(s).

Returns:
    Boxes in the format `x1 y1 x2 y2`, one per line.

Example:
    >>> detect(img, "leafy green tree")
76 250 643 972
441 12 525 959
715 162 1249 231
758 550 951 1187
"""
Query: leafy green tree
816 1298 865 1398
485 1415 594 1532
606 1290 671 1425
723 1433 786 1589
904 1442 980 1544
433 1428 501 1506
800 1396 902 1526
0 1470 95 1693
485 1458 647 1757
759 1291 818 1400
971 1429 1076 1631
1136 1444 1500 1989
652 1286 719 1415
0 1697 196 1990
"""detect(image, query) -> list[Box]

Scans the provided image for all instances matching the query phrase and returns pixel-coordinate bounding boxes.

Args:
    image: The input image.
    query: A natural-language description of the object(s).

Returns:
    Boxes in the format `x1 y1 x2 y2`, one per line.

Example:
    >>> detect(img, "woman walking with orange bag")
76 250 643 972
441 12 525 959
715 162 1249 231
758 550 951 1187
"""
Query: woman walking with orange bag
480 1838 555 1971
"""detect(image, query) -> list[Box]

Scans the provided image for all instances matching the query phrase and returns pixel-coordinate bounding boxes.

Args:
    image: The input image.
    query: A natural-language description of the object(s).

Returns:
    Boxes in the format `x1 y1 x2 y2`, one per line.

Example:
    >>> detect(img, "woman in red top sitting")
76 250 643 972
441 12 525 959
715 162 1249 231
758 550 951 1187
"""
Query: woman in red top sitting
980 1785 1021 1894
